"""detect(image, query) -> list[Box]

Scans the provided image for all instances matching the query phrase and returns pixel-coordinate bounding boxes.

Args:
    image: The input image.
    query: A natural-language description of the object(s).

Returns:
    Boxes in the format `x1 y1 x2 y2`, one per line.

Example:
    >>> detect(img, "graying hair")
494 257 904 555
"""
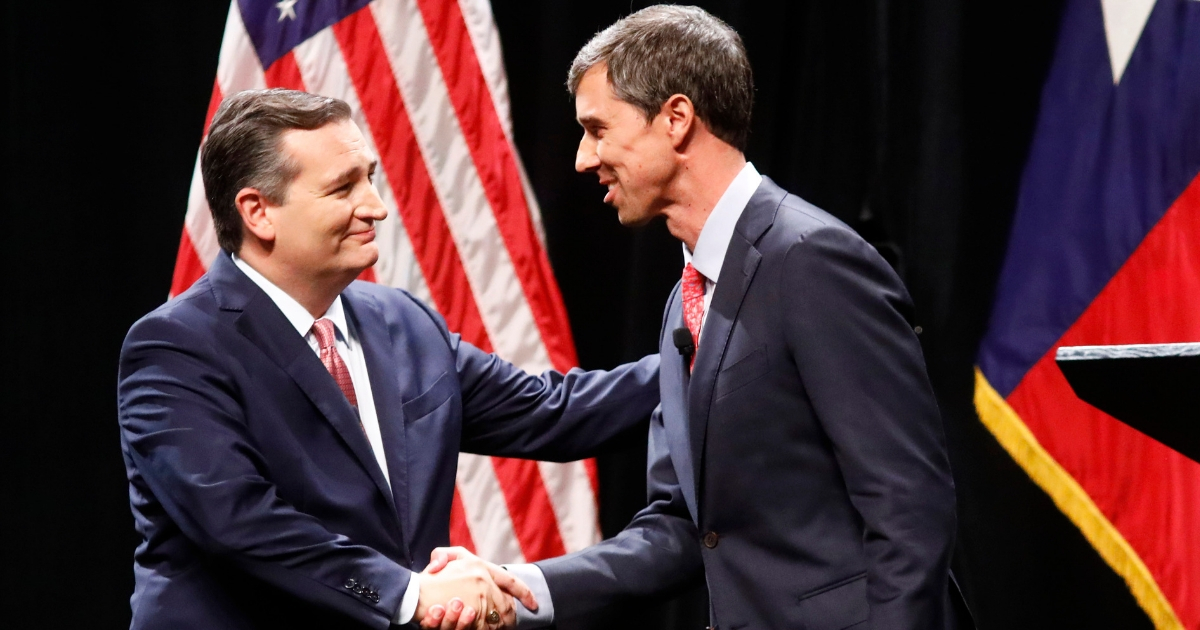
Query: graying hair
201 88 352 252
567 5 753 150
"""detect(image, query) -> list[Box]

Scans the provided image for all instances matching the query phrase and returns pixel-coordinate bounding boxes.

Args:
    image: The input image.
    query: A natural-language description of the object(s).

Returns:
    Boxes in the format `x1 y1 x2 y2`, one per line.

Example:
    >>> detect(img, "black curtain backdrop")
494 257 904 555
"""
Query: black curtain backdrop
0 1 1156 628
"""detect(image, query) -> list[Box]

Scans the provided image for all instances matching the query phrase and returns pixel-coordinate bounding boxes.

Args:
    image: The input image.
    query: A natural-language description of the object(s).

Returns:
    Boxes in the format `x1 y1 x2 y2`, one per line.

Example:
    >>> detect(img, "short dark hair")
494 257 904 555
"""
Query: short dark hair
201 88 352 252
567 5 754 151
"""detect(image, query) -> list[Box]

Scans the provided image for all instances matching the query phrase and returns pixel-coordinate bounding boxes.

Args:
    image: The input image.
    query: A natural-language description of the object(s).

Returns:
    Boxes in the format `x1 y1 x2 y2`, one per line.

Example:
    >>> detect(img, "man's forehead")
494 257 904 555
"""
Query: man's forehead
281 121 374 171
574 66 617 120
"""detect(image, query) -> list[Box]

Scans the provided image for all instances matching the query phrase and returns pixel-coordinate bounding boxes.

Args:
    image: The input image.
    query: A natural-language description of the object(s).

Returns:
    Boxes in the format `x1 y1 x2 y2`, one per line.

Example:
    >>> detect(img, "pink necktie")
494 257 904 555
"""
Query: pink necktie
681 263 706 370
311 318 358 408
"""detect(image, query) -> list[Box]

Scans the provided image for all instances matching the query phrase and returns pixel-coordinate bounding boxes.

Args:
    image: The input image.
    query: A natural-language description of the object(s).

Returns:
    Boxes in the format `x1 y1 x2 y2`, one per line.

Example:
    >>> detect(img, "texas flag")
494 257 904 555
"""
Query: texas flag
974 0 1200 627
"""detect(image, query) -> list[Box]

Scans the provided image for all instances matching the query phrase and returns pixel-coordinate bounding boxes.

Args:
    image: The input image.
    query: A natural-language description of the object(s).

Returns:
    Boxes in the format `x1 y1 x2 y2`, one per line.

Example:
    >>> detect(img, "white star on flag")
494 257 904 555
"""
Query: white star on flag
276 0 298 22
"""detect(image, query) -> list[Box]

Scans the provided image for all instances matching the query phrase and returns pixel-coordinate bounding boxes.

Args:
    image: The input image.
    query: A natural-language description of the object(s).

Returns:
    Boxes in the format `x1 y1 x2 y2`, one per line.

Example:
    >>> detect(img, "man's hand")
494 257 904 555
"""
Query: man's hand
415 548 537 629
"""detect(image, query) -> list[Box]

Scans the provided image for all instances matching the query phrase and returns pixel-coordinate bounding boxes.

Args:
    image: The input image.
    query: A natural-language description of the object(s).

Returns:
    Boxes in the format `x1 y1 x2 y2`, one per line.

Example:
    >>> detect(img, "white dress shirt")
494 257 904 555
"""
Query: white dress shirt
231 255 420 624
511 162 764 629
682 162 763 339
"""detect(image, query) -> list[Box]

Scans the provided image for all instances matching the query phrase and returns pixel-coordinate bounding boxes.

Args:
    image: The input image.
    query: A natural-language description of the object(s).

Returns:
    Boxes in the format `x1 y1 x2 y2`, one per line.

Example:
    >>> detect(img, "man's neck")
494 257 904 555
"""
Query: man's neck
236 247 354 318
660 142 747 252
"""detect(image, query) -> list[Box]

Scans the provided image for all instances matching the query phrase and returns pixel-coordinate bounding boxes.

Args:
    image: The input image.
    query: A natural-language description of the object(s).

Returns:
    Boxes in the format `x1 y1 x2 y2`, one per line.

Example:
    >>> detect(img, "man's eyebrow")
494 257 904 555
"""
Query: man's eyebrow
325 160 377 191
577 114 603 128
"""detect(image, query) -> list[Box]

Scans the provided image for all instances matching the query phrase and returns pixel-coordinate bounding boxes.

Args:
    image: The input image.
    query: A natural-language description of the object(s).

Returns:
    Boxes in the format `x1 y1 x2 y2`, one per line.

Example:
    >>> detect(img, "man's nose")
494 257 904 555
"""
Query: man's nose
359 188 388 221
575 136 599 173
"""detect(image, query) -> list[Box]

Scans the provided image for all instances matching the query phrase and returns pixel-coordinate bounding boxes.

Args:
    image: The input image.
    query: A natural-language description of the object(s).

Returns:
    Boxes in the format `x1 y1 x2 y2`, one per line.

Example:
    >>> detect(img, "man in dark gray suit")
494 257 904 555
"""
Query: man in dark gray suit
423 6 962 629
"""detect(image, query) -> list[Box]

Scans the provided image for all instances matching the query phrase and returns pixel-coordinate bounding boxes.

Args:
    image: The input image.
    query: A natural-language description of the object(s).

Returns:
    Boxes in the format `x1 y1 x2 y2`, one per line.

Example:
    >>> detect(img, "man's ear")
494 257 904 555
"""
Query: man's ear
661 94 696 149
234 187 276 244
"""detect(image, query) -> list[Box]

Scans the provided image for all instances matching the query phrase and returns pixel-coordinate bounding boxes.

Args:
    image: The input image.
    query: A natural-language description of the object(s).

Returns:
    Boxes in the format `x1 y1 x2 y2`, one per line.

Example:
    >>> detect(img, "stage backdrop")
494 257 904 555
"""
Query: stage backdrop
1 0 1178 628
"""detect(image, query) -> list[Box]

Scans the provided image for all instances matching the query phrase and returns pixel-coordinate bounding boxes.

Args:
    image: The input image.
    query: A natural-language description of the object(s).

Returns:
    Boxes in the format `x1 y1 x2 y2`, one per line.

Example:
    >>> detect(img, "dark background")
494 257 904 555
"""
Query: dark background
0 1 1155 628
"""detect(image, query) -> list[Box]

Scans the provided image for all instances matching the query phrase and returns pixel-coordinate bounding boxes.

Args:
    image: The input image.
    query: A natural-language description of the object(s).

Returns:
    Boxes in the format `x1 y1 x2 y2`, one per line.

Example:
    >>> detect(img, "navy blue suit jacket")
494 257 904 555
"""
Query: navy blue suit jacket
117 253 659 629
537 178 959 629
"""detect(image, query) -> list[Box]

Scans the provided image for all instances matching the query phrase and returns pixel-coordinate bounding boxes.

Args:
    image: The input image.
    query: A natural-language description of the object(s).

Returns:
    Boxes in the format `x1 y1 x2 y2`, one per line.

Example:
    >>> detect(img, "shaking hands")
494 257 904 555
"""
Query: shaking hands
415 547 536 630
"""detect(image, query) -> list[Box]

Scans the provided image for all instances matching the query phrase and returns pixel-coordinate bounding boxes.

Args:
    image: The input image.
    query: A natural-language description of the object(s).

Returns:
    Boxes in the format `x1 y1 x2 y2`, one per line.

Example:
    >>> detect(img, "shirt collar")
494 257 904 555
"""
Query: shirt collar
682 162 763 283
231 254 350 342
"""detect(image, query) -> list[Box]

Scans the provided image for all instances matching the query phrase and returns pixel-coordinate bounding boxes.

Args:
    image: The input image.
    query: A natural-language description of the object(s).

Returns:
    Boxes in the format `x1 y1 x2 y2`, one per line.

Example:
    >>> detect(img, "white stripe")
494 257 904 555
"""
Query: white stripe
216 3 268 96
454 1 594 544
184 156 222 267
182 2 269 271
371 0 551 374
455 0 547 247
291 28 433 306
456 454 525 564
538 461 601 552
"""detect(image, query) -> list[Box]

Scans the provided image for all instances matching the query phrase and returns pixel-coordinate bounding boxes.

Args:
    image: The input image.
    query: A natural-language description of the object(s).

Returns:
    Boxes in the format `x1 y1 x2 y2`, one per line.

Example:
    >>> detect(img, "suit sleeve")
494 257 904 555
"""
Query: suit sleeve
447 335 660 463
532 405 704 624
782 226 956 629
118 314 410 630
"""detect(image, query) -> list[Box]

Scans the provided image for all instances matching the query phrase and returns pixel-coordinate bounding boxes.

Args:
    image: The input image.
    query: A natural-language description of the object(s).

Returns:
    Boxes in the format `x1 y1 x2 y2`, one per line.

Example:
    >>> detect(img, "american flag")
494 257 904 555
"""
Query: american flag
169 0 599 564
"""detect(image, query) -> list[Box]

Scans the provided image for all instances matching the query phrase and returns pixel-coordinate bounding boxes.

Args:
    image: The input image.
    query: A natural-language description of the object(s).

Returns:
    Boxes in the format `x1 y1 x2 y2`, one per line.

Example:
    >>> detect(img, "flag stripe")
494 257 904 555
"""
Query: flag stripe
457 454 526 562
370 0 551 373
331 8 491 347
263 50 307 90
537 460 600 552
414 0 578 373
448 488 477 552
368 0 579 560
337 5 568 562
434 0 604 530
491 458 567 559
171 229 209 297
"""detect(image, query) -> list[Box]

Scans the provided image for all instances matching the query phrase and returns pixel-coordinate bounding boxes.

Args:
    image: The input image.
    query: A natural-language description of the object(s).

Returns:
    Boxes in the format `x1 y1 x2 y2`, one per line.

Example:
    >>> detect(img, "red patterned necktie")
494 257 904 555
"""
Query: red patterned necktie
681 263 706 370
311 318 358 408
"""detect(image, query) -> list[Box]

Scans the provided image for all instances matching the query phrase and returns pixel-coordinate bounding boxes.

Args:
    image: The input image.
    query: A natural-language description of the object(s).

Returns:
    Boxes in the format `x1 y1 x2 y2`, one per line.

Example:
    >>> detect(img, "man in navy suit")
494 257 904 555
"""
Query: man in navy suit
116 89 659 630
429 6 963 629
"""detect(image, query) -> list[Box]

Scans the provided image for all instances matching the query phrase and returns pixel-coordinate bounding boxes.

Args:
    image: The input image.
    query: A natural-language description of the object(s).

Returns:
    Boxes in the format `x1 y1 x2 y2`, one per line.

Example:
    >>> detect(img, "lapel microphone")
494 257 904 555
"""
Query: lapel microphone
672 327 695 361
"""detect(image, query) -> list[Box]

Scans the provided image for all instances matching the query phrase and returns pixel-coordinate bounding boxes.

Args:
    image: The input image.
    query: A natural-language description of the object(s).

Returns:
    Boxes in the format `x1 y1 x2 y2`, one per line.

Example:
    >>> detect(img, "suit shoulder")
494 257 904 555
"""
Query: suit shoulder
126 277 219 339
759 192 863 257
345 281 453 339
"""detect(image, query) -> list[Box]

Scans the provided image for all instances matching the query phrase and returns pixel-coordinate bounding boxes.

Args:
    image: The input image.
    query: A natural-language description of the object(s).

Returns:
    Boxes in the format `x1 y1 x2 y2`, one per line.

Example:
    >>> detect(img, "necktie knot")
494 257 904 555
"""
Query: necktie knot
682 263 705 295
311 318 337 351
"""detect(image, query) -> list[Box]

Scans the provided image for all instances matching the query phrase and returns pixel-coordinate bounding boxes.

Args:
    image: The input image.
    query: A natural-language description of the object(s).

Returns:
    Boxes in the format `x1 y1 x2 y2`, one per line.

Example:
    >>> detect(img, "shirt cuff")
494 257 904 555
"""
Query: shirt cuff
503 564 554 628
394 572 420 625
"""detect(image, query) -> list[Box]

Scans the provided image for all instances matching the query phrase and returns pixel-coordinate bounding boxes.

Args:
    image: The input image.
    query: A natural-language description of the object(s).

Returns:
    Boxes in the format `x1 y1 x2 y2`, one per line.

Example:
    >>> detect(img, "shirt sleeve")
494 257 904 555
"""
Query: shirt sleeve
503 564 554 628
394 572 420 624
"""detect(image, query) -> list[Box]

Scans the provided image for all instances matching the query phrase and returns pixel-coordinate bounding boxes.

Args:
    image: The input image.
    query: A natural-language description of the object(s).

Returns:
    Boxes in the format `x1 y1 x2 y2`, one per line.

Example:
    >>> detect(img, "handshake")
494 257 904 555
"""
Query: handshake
414 547 536 630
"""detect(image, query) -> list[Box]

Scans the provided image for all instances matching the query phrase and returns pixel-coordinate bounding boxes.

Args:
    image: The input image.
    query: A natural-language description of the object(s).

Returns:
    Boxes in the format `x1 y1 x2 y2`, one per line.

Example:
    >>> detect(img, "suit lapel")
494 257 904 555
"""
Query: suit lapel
660 286 699 520
343 288 411 547
210 255 401 534
687 178 784 506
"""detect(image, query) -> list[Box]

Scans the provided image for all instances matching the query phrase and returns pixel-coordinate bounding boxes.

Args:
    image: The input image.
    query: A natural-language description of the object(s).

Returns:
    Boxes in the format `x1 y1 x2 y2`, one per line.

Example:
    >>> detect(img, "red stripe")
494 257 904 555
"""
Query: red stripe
170 229 209 297
332 10 489 347
448 488 477 553
1007 173 1200 627
415 0 600 538
263 51 307 90
491 458 567 559
414 0 578 373
334 8 568 561
203 79 223 136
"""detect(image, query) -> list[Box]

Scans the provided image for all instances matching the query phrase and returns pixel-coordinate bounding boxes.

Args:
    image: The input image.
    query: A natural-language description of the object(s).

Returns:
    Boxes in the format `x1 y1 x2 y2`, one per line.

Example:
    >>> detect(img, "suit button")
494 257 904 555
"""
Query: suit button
344 579 357 589
703 531 719 548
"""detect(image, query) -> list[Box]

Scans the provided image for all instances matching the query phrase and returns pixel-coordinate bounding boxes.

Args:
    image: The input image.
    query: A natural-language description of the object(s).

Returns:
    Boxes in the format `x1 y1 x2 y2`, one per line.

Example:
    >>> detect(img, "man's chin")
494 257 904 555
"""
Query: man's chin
615 206 654 227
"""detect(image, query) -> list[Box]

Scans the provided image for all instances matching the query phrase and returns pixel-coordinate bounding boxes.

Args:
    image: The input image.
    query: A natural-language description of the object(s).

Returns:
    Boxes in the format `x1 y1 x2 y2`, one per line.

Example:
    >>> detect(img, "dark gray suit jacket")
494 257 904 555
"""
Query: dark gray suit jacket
537 178 960 629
